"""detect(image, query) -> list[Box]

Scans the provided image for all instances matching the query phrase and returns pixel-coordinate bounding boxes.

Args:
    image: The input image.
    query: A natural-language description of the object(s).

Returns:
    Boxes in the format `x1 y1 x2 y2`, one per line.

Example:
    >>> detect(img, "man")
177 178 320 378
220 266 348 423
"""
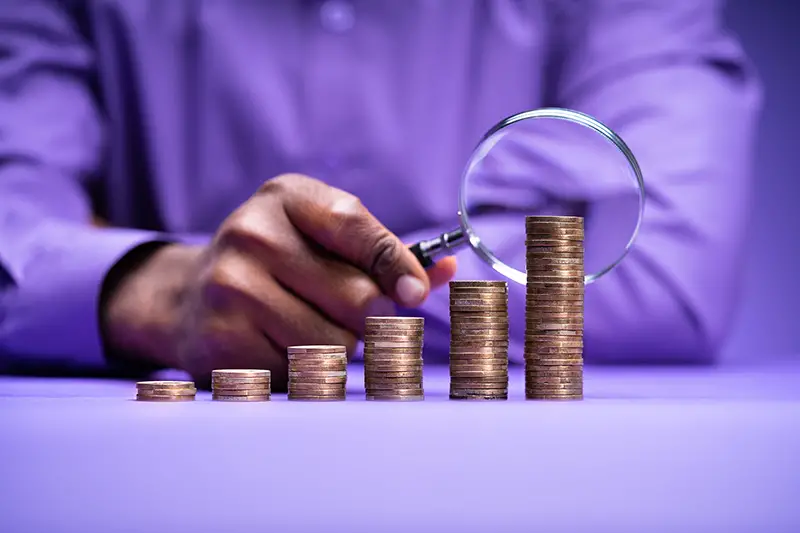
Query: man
0 0 761 385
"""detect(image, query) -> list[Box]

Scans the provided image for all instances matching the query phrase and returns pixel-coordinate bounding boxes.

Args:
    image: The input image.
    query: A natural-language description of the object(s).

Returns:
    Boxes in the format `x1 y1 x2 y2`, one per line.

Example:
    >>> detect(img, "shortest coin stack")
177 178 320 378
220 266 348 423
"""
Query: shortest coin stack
136 381 196 402
211 369 271 402
288 345 348 401
363 316 425 401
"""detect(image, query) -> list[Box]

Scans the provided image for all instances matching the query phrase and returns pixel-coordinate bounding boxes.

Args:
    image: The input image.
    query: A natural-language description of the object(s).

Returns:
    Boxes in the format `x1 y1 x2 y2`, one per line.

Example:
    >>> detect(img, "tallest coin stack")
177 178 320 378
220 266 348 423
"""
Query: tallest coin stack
524 216 584 400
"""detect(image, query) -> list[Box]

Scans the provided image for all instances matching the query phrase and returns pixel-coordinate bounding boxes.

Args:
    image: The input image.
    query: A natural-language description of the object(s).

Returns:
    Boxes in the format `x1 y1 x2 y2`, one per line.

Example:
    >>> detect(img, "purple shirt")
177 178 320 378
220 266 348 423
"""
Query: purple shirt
0 0 761 372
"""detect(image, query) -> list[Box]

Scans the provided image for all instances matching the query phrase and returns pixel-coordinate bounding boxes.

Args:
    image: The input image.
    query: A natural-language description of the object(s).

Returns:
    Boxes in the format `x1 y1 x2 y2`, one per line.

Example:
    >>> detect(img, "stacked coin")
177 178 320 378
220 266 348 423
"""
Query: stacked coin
449 281 509 400
135 381 196 402
211 369 271 401
524 216 584 400
363 316 424 401
287 345 347 401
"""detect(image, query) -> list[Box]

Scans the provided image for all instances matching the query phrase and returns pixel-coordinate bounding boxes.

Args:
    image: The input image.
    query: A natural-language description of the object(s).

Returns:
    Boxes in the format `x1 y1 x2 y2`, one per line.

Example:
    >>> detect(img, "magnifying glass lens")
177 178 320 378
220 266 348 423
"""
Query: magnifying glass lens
457 109 645 285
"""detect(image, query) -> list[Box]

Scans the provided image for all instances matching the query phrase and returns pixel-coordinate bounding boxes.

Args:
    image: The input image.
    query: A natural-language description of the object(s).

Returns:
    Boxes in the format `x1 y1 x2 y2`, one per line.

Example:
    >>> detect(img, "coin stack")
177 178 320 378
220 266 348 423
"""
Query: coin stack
449 281 509 400
524 215 584 400
135 381 196 402
287 345 348 401
363 316 424 401
211 369 271 401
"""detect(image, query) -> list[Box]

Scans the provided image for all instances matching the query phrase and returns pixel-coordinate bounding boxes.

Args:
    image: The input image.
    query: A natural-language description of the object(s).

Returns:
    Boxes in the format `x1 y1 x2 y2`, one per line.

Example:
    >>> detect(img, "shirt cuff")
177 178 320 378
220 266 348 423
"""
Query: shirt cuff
1 225 173 371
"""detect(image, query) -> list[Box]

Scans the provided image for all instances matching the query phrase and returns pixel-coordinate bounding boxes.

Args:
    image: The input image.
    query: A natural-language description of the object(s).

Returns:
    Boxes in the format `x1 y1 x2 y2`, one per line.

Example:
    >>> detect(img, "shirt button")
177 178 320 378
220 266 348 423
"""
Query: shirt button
319 0 355 33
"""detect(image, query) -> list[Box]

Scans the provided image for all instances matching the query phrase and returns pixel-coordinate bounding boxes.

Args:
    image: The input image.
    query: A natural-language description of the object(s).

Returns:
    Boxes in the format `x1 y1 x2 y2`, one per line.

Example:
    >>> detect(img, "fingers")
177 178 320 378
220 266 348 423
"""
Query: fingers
266 174 431 307
187 310 287 389
217 199 392 334
198 249 358 356
427 256 458 290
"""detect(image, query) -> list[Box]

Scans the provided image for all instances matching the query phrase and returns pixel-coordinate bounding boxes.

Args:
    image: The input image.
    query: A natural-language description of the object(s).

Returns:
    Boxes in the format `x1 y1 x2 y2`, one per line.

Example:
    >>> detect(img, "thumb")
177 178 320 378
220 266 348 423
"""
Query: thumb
427 256 458 290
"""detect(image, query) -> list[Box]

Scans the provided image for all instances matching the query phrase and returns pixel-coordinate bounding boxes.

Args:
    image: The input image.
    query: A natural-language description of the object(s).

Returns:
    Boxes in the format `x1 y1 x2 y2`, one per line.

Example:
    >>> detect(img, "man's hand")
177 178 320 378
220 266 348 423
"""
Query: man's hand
101 174 456 388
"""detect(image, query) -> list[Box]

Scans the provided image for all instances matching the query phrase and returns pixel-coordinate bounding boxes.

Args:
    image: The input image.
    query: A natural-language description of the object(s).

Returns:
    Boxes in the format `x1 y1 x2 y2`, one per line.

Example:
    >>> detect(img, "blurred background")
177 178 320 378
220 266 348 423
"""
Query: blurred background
721 0 799 361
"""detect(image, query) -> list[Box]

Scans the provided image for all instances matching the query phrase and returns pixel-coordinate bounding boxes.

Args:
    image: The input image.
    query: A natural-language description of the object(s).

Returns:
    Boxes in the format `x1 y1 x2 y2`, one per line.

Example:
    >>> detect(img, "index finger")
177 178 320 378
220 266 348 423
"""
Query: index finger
265 174 431 308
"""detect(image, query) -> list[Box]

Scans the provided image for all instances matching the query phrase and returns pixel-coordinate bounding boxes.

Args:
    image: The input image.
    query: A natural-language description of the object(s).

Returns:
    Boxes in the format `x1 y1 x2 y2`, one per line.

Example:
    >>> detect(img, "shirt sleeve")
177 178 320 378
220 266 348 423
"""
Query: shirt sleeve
0 2 165 372
401 0 762 364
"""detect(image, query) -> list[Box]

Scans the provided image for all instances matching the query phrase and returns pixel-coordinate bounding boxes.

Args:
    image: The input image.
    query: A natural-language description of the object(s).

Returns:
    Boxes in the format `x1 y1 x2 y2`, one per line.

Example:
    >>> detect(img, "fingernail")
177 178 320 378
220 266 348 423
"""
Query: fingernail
395 275 427 307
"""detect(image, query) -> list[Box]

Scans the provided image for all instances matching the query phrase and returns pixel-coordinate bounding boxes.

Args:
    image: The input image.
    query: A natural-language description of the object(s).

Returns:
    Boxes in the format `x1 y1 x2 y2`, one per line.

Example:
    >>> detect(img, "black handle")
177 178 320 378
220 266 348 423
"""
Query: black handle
408 241 435 269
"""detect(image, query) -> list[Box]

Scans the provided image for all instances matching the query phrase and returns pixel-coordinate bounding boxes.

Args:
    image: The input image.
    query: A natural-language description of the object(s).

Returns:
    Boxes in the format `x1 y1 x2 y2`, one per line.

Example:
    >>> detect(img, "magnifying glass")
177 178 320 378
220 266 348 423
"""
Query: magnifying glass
409 108 645 285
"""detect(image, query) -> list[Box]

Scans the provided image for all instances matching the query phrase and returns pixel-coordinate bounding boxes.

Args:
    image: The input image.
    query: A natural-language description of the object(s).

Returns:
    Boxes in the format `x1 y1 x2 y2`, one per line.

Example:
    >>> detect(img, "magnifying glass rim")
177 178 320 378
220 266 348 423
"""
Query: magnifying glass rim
457 107 646 286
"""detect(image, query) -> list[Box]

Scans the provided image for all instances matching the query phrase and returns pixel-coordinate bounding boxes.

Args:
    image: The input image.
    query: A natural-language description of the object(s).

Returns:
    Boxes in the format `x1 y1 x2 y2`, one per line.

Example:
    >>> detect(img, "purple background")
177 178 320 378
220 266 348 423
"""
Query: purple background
722 1 800 361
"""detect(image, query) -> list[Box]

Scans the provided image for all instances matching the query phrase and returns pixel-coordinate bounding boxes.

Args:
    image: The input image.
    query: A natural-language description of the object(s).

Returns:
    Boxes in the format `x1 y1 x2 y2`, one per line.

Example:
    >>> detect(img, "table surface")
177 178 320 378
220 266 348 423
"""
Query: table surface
1 361 799 533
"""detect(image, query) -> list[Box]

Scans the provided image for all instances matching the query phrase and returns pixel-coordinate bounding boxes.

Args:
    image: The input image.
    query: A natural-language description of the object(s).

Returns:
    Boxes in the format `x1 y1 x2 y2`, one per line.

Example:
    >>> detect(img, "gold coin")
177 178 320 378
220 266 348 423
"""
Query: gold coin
451 350 509 356
450 375 508 384
449 365 509 373
364 372 423 379
525 360 584 367
525 339 584 347
366 395 424 401
365 387 424 394
526 270 584 277
135 386 196 394
136 395 195 402
452 388 509 396
364 328 423 336
525 394 582 401
526 215 583 223
449 280 508 288
525 349 584 357
289 364 347 372
450 290 508 298
525 234 583 242
526 252 584 260
365 316 424 326
450 300 508 309
212 369 270 378
363 356 423 364
212 394 270 402
365 377 422 385
287 370 347 377
212 377 271 386
211 383 271 392
526 256 584 265
288 395 345 401
526 315 584 323
526 286 584 295
364 328 425 339
287 344 347 352
211 388 274 396
526 298 584 306
288 375 347 383
136 380 195 390
526 304 584 313
363 346 424 354
365 364 424 373
526 374 583 383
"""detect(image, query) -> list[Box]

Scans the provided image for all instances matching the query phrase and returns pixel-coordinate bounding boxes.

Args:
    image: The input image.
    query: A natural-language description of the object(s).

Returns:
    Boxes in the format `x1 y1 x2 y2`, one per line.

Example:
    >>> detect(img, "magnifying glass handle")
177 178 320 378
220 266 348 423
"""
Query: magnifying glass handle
408 228 468 268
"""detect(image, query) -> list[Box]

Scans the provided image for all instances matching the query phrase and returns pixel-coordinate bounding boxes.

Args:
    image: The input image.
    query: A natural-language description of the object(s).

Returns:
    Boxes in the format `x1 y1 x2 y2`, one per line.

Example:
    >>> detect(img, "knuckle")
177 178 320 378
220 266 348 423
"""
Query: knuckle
200 258 247 309
258 174 288 193
368 233 403 279
259 173 312 194
218 212 281 256
326 192 366 236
